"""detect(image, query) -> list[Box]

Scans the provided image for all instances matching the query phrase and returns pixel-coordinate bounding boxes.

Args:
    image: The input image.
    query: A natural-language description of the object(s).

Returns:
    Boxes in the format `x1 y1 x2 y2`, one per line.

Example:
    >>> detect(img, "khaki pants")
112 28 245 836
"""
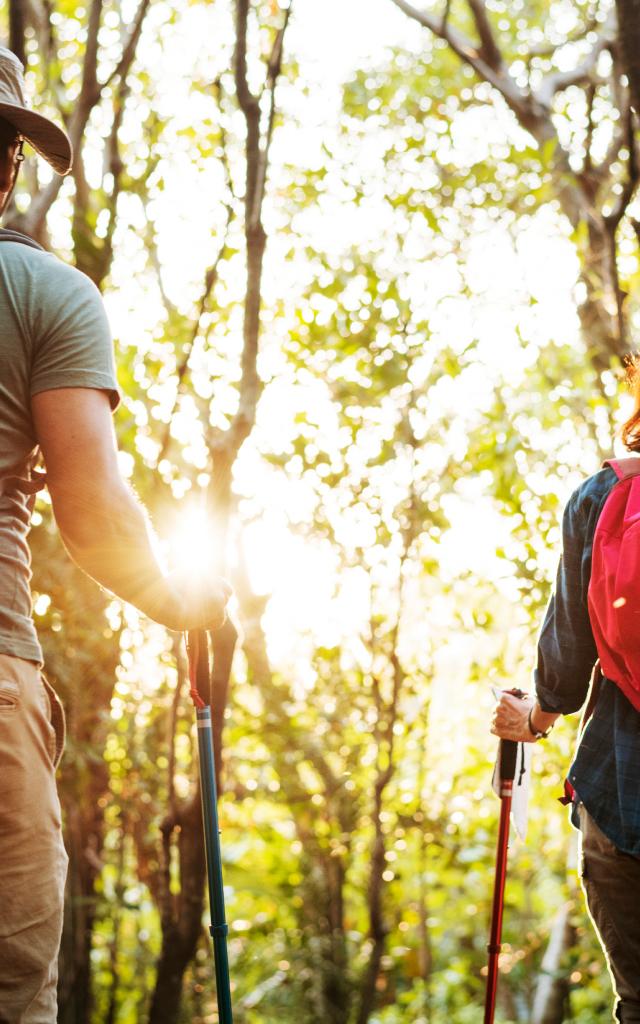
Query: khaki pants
0 655 67 1024
579 804 640 1023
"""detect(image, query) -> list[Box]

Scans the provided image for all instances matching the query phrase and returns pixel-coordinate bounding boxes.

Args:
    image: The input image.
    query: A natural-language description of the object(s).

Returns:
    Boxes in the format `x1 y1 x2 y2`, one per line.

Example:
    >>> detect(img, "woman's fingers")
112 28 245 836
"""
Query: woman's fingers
491 692 537 743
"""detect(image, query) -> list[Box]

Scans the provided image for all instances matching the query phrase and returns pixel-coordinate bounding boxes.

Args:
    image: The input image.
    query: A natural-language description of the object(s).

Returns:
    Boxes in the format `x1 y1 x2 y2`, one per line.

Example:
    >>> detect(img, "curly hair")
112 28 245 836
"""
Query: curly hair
622 355 640 452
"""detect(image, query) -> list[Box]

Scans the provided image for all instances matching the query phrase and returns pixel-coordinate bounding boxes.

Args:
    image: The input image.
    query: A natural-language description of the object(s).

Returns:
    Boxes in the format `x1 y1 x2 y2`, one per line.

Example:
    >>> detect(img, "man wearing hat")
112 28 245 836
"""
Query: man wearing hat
0 47 230 1020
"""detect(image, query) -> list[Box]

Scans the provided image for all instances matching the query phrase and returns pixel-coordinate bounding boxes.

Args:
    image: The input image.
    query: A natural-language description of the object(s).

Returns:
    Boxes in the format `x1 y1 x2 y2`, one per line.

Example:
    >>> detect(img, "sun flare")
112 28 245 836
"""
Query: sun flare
166 508 218 577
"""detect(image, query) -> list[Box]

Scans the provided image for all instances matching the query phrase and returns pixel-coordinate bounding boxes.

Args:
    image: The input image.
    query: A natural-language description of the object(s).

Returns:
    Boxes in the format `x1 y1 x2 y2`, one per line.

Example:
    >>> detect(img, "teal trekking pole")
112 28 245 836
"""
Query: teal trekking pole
186 628 233 1023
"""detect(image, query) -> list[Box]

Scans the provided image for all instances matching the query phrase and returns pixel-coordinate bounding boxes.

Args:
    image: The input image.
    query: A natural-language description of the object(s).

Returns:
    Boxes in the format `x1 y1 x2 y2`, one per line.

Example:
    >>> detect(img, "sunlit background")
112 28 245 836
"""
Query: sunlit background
10 0 640 1021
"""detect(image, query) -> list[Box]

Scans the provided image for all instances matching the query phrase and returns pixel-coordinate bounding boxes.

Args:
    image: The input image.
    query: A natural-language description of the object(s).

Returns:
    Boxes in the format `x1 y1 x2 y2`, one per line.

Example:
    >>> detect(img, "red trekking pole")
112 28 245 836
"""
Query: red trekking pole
484 738 518 1024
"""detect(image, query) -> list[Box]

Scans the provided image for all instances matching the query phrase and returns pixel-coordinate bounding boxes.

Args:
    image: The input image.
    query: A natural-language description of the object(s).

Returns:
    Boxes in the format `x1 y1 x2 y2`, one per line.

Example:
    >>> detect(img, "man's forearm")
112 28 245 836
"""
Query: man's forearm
53 478 179 626
33 389 228 631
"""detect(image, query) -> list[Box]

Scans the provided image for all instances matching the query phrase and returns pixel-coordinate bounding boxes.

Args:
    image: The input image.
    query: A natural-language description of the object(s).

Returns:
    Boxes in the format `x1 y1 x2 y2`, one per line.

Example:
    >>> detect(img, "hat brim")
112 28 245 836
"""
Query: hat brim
0 102 72 175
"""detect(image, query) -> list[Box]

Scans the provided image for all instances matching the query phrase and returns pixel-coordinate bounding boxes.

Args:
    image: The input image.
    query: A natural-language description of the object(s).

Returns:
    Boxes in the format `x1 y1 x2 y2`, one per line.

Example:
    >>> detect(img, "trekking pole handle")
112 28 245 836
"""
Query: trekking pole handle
186 628 210 708
499 739 518 783
497 687 525 784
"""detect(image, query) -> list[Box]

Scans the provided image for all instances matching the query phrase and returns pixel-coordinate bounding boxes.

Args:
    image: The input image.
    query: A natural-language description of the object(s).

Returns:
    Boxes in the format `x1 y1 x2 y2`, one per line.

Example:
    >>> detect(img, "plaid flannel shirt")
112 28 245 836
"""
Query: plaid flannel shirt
534 465 640 856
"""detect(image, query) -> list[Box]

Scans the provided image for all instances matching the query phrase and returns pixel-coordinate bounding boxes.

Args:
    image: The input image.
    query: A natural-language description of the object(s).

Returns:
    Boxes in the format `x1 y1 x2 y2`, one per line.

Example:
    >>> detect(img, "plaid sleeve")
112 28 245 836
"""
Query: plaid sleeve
534 485 599 715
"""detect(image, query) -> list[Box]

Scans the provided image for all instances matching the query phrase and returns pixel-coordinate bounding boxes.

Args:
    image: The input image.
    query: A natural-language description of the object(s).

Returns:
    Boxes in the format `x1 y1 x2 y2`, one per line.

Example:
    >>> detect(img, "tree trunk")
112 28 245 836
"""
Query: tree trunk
616 0 640 114
105 819 126 1024
8 0 27 67
321 857 350 1024
355 790 388 1024
577 212 626 370
531 901 577 1024
56 762 111 1024
147 793 207 1024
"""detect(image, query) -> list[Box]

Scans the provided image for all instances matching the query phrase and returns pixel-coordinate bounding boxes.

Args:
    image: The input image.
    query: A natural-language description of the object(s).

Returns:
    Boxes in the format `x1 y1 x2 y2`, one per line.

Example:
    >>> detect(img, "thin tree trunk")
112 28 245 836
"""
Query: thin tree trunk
147 793 207 1024
147 7 291 1014
616 0 640 114
530 832 580 1024
236 557 353 1023
8 0 27 66
530 901 577 1024
105 819 126 1024
356 772 391 1024
56 762 110 1024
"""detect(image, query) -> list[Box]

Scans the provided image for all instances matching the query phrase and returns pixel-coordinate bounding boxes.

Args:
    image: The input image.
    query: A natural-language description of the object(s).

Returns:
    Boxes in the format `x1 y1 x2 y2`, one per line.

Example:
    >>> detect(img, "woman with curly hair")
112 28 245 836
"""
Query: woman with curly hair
492 362 640 1023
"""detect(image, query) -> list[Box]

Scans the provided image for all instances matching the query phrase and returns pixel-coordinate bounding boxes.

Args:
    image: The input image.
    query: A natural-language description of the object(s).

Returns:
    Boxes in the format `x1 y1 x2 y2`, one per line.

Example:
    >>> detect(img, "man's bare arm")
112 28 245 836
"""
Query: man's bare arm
32 388 227 630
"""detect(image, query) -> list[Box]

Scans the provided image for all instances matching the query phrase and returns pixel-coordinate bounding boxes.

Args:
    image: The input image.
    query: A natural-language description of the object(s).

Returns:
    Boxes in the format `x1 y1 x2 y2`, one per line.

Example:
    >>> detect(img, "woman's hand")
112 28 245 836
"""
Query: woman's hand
491 691 560 743
491 691 537 742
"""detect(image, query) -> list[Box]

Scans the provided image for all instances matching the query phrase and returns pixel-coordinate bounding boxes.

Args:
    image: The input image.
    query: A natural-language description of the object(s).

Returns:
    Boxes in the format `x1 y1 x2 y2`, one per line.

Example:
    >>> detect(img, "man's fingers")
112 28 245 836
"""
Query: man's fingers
160 572 233 631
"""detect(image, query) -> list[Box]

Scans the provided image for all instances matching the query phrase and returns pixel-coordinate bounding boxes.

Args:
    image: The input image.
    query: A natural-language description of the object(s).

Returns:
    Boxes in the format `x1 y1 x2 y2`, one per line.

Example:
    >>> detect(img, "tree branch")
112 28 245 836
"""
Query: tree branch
25 0 65 119
74 0 103 119
155 202 234 466
14 0 152 242
102 0 152 91
388 0 547 138
8 0 103 239
225 0 293 459
440 0 451 33
213 77 240 203
605 99 639 230
584 82 596 175
234 0 260 119
527 18 599 58
537 18 614 108
466 0 503 71
251 4 292 229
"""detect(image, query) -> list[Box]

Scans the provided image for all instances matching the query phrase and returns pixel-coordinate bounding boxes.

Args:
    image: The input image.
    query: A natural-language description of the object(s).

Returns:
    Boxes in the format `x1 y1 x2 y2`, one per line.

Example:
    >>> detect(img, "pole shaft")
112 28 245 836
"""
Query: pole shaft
484 782 513 1024
188 629 234 1024
197 706 233 1022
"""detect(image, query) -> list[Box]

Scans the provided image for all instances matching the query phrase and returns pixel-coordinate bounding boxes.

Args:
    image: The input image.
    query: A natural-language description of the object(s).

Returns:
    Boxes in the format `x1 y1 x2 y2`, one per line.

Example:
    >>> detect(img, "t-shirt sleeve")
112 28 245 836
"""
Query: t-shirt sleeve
30 259 120 410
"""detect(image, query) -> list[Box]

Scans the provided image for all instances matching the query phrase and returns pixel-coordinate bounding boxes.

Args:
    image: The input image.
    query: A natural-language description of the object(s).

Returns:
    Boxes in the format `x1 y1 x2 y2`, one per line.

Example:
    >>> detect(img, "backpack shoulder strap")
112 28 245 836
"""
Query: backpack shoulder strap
603 457 640 482
0 228 44 252
0 470 46 498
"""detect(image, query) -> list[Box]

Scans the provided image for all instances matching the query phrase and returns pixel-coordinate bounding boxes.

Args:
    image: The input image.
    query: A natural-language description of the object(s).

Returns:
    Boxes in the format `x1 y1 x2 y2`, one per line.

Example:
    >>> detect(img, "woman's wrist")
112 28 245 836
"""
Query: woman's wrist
528 702 560 739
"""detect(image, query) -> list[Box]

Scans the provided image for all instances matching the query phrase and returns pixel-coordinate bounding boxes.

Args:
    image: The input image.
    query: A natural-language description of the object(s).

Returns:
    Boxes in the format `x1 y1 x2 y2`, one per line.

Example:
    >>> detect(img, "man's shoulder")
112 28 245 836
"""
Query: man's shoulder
0 236 99 296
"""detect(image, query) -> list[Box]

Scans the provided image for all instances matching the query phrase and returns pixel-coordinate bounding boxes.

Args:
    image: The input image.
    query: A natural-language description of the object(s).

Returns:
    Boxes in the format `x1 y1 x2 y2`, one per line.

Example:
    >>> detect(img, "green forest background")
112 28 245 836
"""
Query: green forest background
5 0 640 1020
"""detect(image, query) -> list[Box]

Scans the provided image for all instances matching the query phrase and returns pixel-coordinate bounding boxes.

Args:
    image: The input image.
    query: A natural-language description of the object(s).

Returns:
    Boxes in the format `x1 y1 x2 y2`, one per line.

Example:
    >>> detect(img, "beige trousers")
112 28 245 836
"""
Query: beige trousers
0 654 67 1024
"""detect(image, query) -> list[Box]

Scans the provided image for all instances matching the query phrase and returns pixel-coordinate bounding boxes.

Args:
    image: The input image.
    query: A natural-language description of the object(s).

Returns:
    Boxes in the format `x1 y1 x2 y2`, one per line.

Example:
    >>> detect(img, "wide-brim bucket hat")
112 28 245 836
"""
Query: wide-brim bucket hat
0 47 72 175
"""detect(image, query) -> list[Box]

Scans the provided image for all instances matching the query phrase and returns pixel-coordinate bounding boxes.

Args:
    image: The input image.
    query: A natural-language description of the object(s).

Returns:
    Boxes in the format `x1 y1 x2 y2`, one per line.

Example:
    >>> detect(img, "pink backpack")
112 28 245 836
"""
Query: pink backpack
588 457 640 711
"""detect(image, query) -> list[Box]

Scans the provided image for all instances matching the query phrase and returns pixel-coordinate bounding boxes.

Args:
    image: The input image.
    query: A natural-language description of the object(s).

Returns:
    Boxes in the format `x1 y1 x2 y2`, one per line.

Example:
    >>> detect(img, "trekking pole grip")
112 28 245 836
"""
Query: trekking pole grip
499 739 518 783
186 628 210 708
194 627 210 693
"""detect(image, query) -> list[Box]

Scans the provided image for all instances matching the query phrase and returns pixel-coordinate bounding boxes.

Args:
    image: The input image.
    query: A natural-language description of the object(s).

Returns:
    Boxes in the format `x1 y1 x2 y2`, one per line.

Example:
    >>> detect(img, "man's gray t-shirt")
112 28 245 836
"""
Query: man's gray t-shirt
0 236 119 663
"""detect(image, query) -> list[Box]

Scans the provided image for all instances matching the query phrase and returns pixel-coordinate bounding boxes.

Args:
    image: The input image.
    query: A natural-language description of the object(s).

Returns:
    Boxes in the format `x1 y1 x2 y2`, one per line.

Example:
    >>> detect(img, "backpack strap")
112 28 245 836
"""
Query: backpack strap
0 228 44 251
0 446 47 500
0 470 47 497
604 457 640 481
